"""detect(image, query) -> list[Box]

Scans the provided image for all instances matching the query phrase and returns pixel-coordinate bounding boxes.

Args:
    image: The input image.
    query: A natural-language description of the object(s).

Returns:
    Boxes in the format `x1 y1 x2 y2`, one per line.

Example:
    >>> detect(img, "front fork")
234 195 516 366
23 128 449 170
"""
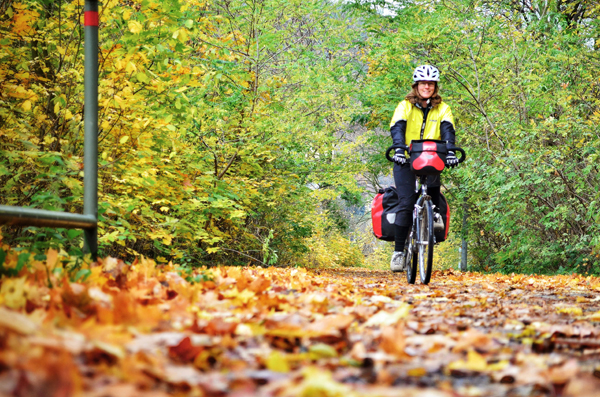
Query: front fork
405 176 431 263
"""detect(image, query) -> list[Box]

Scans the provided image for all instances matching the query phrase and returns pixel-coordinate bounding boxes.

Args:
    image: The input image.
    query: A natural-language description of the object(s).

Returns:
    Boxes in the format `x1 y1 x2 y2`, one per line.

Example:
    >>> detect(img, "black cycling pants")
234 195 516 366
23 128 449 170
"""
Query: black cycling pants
392 163 442 227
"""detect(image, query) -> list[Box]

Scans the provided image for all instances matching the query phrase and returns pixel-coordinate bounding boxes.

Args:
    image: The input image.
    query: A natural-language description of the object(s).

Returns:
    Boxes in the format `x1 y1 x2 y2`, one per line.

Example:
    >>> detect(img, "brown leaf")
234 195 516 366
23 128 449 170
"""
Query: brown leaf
379 323 408 359
168 336 203 362
61 281 96 316
544 358 579 385
306 314 355 336
204 318 238 336
248 276 271 294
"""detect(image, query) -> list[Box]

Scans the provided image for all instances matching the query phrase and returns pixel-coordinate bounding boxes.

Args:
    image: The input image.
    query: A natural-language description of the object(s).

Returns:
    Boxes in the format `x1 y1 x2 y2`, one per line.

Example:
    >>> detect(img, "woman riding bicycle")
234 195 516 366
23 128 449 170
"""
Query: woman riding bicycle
389 65 458 272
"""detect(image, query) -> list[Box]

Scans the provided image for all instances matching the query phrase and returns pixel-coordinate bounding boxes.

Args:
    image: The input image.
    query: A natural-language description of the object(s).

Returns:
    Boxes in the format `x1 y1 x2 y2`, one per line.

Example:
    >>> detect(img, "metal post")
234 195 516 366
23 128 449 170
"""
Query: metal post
83 0 99 258
0 1 99 252
460 196 468 271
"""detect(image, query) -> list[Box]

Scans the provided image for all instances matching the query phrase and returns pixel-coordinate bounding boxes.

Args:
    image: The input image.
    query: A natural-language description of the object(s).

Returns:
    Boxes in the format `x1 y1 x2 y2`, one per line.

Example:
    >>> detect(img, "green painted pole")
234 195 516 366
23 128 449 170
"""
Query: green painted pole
83 0 99 258
460 197 468 272
0 206 96 229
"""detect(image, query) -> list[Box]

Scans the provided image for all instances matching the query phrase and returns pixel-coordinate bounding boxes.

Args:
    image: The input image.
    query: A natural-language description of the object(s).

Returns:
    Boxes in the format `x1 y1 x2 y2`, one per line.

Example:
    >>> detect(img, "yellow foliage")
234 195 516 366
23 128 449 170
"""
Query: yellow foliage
302 227 364 268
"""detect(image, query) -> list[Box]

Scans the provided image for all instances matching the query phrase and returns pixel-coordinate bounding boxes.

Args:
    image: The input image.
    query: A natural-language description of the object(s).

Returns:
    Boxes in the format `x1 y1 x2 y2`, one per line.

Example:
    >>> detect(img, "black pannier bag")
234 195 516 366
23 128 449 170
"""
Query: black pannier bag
409 139 447 175
372 187 451 243
371 186 401 241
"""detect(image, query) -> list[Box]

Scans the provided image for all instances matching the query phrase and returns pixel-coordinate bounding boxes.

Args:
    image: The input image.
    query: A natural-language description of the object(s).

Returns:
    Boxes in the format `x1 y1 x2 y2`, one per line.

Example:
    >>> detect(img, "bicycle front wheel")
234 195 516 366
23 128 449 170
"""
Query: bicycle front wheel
417 199 434 284
405 227 417 284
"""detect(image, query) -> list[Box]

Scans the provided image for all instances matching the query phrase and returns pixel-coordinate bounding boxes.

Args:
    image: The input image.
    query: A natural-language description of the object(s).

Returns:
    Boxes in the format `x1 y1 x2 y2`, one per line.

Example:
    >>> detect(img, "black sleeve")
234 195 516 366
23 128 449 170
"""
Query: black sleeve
390 120 407 146
440 120 456 147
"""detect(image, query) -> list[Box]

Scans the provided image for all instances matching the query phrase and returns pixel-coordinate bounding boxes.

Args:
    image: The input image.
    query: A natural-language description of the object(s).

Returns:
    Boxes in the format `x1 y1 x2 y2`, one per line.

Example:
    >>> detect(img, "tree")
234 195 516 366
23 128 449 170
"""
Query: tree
350 0 600 273
0 0 367 267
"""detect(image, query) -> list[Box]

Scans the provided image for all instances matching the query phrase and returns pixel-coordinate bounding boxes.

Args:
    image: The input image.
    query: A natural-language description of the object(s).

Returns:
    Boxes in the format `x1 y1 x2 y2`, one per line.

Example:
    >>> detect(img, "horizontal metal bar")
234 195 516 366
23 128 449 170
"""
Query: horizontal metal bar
0 205 97 229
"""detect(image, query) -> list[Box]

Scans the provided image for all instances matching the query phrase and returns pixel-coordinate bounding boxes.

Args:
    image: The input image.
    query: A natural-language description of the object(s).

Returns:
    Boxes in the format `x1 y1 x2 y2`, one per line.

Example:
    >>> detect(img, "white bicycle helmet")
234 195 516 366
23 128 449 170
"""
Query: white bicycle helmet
413 65 440 82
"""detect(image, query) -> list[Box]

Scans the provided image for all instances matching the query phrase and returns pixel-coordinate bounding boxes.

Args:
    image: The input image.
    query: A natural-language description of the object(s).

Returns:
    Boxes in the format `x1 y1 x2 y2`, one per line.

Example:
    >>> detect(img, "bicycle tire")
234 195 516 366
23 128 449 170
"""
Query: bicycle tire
405 227 417 284
417 199 434 284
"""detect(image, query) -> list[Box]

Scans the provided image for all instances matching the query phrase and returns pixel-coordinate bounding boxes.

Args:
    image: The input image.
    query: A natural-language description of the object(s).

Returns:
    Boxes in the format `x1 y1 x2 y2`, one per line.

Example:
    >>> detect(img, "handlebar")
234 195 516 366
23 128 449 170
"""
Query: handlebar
385 144 409 162
385 143 466 164
448 146 466 163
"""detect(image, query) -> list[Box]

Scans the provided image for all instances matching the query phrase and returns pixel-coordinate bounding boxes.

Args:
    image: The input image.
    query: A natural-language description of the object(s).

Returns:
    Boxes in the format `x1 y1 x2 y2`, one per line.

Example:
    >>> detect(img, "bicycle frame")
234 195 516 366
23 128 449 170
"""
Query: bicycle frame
414 175 429 209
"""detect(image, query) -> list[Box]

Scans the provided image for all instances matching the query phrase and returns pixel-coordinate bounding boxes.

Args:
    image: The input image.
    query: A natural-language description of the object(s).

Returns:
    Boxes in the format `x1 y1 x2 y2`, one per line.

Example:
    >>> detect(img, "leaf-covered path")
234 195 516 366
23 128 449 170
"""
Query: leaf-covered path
2 255 600 396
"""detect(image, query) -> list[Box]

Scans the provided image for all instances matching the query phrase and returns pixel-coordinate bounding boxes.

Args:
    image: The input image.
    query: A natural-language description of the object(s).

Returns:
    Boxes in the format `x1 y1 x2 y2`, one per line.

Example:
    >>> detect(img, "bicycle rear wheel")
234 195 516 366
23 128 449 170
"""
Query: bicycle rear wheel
417 199 434 284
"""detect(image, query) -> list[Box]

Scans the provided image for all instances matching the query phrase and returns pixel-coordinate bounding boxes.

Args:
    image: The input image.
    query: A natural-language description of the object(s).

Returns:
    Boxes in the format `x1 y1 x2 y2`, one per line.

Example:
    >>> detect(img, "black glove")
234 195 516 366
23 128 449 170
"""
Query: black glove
446 151 459 168
392 149 407 165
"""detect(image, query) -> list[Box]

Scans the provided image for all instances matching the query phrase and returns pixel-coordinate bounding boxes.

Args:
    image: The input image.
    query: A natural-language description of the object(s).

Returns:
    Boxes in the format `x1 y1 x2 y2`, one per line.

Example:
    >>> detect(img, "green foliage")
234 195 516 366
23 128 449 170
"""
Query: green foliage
351 0 600 274
9 0 600 274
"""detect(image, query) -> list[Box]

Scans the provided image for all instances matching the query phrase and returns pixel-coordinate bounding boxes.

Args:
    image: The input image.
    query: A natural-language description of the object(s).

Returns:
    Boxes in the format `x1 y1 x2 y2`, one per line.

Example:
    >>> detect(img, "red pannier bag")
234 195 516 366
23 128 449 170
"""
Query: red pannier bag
371 186 400 241
409 140 447 176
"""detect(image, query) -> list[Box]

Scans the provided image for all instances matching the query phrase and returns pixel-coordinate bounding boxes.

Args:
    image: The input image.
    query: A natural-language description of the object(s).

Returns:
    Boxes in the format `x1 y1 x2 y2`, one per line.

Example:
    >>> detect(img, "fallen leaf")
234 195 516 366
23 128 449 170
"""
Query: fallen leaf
364 303 411 327
0 306 38 334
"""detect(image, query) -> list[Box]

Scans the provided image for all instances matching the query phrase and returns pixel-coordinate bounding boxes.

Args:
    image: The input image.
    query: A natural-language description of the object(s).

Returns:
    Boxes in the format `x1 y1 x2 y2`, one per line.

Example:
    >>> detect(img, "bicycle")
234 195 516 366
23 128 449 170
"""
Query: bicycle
386 140 466 284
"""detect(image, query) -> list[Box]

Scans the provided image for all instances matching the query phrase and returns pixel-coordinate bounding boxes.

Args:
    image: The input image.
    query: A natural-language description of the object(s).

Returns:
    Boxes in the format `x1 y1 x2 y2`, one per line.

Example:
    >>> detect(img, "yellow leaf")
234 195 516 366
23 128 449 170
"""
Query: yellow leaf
64 109 73 119
126 62 137 74
46 248 59 271
285 367 353 395
93 340 125 359
487 360 509 371
557 307 582 316
266 351 290 373
136 72 149 83
235 323 266 337
123 10 131 20
308 343 338 360
119 135 129 144
407 367 427 377
0 277 28 309
22 100 31 111
448 349 488 372
364 303 411 327
588 311 600 320
128 20 143 34
176 28 188 43
44 135 56 145
222 288 255 304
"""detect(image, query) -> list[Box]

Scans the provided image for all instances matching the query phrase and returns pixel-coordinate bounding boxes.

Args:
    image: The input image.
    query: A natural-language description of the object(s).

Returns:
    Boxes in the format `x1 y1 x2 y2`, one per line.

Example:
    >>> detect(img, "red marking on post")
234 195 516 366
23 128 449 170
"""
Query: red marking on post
84 11 98 26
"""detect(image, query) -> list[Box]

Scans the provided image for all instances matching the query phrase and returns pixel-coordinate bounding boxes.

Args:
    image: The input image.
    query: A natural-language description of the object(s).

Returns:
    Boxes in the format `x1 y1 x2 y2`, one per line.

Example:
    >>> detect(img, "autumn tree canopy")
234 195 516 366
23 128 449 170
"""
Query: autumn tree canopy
2 0 600 273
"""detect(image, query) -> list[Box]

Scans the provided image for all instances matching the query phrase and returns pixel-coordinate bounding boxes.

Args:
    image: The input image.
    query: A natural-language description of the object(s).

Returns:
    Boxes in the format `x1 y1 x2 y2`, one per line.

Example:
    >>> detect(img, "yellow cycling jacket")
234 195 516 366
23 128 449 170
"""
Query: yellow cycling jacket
389 99 455 146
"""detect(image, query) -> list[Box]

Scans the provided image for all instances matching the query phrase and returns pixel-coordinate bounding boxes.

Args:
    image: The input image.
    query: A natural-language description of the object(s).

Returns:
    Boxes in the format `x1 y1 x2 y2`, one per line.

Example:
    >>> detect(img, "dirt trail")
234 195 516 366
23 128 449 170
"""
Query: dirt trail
2 259 600 396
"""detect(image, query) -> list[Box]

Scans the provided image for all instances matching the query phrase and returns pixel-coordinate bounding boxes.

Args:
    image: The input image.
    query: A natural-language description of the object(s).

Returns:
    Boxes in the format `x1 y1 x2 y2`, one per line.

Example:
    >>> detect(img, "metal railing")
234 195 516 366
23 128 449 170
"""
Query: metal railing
0 0 99 258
